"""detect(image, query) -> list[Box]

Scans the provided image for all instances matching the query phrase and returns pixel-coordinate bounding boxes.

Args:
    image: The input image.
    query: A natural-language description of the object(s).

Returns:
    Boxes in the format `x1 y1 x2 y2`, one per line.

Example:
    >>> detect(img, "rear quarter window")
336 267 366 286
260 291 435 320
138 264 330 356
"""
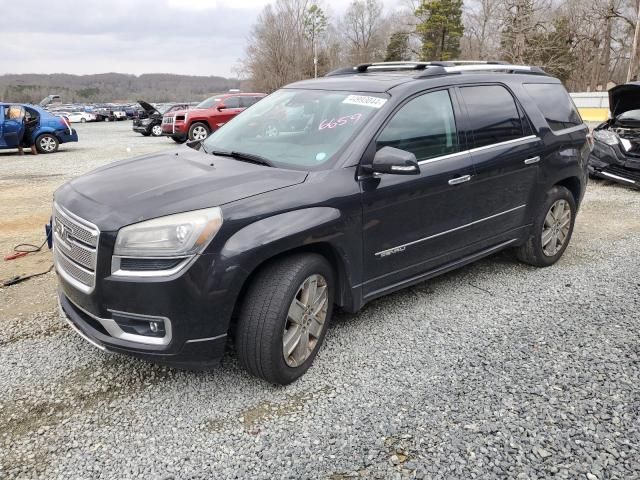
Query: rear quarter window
523 83 582 131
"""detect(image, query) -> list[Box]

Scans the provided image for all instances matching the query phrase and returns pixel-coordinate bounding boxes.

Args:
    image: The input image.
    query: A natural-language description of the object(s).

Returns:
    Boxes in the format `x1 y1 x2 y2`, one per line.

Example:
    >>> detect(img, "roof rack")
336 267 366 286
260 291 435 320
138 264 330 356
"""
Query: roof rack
325 60 546 77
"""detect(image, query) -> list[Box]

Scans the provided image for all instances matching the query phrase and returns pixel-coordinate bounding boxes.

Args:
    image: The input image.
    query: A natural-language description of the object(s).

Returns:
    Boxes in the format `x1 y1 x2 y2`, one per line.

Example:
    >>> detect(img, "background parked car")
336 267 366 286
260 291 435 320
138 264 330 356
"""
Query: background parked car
161 92 265 142
0 103 78 153
589 82 640 187
133 101 191 137
65 111 97 123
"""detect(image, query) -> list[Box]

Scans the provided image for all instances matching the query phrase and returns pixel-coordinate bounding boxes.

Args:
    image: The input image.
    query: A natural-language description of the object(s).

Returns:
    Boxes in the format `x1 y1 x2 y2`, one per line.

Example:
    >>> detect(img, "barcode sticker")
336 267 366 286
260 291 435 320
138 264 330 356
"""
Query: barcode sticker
342 95 387 109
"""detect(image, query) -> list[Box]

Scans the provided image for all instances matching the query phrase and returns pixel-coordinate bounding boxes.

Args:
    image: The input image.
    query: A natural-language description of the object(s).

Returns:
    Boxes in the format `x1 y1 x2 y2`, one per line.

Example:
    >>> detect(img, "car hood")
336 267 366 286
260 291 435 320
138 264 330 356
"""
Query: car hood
55 147 308 231
137 100 160 116
609 82 640 118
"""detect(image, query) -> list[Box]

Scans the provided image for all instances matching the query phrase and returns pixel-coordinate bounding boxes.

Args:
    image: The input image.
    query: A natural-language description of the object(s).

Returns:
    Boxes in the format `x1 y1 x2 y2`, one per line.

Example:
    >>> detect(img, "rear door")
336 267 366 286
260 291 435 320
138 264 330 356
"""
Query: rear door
361 89 475 297
457 84 543 241
2 105 26 147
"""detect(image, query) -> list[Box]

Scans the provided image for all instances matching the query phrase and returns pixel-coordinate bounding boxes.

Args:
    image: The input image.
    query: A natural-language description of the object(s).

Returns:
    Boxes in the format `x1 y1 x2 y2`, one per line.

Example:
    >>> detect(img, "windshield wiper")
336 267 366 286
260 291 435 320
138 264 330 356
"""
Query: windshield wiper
209 149 274 167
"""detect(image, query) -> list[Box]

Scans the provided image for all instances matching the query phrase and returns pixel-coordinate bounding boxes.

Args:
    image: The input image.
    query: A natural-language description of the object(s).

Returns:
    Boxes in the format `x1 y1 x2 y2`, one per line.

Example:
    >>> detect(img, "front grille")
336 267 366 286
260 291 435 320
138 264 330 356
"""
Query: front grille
53 205 99 292
602 165 640 183
162 116 174 125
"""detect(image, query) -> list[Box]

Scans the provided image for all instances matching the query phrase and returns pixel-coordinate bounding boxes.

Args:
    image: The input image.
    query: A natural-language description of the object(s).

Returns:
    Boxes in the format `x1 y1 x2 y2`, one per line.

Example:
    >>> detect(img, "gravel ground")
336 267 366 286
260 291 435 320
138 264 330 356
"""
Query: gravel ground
1 122 639 479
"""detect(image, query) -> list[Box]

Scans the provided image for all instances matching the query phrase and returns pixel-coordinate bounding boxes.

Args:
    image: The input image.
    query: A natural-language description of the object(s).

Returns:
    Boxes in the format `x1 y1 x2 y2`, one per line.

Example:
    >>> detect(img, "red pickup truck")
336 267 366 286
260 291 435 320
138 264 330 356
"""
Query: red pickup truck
162 92 266 143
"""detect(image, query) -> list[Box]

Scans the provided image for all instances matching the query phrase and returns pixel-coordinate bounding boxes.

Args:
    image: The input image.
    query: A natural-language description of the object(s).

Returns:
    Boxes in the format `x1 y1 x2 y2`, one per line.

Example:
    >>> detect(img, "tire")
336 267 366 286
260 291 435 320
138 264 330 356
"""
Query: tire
188 122 210 141
151 125 163 137
35 134 59 154
516 185 576 267
141 132 150 137
171 136 186 144
80 118 86 123
235 253 335 385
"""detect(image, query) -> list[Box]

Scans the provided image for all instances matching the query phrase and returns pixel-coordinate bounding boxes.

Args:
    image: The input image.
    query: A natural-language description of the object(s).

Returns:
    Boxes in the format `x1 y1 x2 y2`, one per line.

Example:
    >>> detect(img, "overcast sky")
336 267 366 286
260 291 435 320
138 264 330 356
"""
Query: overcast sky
1 0 401 78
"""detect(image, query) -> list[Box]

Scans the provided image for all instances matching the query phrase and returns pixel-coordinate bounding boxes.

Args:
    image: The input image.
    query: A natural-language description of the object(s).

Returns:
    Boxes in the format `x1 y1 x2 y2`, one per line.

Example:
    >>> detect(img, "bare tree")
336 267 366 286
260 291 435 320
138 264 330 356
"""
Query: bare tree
341 0 388 64
460 0 503 59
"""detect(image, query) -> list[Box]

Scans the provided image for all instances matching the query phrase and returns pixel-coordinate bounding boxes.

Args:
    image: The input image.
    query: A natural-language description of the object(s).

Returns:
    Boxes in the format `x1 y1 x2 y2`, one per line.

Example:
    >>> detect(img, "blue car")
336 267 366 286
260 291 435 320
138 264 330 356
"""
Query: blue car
0 103 78 153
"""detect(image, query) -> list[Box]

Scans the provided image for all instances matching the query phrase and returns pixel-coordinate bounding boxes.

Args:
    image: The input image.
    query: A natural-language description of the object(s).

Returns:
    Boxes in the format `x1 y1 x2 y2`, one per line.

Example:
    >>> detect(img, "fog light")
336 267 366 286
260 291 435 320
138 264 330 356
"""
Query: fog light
150 321 160 333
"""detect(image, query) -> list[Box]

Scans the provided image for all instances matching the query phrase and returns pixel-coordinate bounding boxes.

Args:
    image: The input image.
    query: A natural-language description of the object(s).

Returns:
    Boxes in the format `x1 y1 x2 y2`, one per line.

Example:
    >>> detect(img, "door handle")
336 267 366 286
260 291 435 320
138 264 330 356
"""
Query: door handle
524 156 540 165
448 174 471 186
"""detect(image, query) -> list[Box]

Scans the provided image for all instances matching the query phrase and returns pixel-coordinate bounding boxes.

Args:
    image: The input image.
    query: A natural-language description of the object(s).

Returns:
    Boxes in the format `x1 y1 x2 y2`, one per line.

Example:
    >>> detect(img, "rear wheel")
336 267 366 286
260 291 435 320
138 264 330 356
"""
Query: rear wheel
35 134 59 154
516 185 576 267
235 254 334 385
188 122 210 141
151 125 163 137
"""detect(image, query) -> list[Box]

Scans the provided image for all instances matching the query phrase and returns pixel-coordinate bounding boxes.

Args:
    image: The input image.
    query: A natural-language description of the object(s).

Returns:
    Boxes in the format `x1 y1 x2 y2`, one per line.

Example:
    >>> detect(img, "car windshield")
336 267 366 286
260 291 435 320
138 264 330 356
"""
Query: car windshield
202 89 388 170
197 97 222 109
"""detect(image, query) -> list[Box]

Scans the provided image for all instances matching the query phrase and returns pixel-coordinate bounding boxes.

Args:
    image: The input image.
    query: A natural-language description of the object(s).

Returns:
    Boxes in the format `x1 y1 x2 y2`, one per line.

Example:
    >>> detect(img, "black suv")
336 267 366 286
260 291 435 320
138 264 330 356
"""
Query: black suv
54 61 590 384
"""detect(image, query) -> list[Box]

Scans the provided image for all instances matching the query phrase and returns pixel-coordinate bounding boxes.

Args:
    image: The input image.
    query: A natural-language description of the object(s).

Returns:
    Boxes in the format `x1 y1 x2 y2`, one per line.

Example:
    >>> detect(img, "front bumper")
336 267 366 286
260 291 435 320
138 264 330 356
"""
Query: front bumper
588 140 640 187
58 291 227 368
132 124 151 134
56 128 79 144
161 122 187 139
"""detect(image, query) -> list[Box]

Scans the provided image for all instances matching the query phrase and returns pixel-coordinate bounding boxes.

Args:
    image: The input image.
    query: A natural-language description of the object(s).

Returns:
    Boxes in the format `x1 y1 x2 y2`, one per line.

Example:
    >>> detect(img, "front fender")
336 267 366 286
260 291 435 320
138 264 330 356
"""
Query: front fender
219 207 359 309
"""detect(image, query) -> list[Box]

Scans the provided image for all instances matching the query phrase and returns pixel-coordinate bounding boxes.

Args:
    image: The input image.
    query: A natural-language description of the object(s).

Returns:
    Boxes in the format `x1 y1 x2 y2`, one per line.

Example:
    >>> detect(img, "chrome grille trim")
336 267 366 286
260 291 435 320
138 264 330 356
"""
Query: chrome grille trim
53 203 100 293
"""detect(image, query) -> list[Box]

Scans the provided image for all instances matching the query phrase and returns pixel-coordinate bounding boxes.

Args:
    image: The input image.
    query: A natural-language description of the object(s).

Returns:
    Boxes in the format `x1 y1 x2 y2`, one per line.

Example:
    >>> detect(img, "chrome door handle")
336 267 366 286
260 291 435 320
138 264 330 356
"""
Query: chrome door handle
524 156 540 165
448 175 471 186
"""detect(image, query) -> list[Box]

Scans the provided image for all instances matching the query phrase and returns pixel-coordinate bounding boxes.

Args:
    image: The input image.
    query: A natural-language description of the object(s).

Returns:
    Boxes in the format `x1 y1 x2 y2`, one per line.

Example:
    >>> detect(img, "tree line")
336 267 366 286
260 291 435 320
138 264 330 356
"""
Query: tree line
240 0 640 93
0 73 240 104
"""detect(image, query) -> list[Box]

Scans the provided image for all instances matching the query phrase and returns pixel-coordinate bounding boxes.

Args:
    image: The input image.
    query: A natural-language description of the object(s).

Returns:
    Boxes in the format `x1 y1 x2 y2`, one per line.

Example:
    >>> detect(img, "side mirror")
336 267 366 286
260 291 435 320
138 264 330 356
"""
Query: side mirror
364 146 420 175
217 104 226 111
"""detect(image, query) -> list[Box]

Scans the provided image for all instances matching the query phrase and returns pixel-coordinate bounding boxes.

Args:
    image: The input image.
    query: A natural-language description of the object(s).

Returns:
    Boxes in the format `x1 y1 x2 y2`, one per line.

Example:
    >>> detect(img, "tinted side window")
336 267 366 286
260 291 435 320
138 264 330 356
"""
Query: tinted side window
240 96 257 108
523 83 582 131
377 90 458 161
460 85 523 148
223 96 241 108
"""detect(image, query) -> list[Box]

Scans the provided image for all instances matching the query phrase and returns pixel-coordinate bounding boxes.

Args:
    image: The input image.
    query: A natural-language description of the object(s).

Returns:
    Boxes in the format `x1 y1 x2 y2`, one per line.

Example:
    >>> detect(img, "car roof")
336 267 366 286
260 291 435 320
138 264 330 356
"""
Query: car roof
284 62 559 94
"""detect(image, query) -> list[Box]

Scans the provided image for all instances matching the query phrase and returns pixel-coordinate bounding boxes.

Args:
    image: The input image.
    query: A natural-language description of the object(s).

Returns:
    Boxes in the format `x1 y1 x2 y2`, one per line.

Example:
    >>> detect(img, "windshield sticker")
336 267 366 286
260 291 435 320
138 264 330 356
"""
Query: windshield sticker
318 113 363 130
342 95 387 109
315 152 327 161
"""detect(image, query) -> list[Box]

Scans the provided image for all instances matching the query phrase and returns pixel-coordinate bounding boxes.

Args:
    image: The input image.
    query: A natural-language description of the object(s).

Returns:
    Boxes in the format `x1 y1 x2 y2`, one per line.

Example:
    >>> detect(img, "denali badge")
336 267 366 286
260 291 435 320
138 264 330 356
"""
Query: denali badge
378 246 406 257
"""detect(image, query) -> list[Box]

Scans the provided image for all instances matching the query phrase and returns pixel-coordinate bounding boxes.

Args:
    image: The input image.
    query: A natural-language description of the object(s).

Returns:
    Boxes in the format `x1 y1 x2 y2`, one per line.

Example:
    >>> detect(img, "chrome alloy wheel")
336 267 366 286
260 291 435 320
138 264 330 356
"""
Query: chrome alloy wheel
191 125 208 140
541 199 571 257
152 125 163 136
282 274 329 367
40 136 57 152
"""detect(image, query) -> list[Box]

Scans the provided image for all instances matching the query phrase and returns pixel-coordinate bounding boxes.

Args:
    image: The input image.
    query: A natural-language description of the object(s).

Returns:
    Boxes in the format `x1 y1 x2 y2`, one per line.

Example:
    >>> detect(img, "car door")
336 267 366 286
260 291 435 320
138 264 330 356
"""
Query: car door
360 89 475 298
2 105 26 147
0 106 5 147
215 96 243 129
456 84 543 241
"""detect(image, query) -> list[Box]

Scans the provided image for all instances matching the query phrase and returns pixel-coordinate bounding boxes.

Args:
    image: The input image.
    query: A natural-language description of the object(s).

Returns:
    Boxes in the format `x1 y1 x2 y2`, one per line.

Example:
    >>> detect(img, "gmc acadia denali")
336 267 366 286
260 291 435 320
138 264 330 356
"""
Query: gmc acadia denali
54 61 590 384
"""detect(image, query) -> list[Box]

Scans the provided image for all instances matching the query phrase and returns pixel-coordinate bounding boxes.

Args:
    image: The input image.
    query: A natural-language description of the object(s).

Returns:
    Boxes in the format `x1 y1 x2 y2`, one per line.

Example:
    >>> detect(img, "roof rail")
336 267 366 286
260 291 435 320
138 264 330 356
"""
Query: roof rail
325 61 547 78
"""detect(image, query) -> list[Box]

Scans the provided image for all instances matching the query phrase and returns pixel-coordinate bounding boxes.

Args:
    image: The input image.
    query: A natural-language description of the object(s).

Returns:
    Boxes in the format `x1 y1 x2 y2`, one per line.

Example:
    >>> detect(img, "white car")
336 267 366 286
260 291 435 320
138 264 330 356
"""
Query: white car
113 110 127 120
65 111 97 123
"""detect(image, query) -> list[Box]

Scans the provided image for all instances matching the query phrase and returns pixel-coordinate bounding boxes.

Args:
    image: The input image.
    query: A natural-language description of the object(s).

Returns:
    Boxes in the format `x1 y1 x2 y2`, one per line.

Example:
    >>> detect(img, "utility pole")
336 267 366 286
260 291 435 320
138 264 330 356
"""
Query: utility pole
627 1 640 82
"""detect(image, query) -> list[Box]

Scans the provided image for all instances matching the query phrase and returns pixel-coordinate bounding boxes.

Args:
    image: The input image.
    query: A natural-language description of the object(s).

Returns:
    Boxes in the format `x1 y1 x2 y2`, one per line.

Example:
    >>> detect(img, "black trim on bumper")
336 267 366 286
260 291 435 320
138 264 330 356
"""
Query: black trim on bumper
58 291 227 368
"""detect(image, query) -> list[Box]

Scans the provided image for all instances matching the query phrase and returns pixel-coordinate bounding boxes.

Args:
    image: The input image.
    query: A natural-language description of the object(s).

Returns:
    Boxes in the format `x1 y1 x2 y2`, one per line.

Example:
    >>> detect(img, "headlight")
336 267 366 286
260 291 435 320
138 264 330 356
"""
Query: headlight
114 207 223 257
593 130 619 146
141 118 152 125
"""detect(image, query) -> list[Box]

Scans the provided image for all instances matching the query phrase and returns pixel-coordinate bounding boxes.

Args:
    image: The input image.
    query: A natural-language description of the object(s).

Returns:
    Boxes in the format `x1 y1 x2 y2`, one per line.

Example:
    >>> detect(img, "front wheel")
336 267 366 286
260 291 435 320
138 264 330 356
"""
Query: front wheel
35 134 59 154
80 118 86 123
151 125 163 137
235 253 334 385
188 122 210 141
516 185 576 267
